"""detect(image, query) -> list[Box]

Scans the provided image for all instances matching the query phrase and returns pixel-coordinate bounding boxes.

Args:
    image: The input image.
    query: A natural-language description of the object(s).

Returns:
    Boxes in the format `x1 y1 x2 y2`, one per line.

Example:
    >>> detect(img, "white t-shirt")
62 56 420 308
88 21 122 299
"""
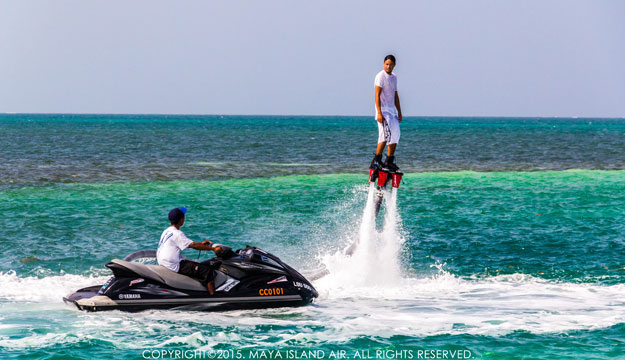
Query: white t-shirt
157 226 193 272
374 70 398 115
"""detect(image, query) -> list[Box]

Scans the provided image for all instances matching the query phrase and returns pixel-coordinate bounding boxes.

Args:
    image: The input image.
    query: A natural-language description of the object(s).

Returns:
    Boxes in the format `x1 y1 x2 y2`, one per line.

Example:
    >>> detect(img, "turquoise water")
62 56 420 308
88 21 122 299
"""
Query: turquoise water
1 115 625 359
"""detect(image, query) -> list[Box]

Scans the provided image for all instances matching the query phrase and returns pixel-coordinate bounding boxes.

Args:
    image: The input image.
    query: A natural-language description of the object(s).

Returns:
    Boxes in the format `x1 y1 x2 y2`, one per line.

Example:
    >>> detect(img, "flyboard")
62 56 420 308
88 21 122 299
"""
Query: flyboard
342 162 403 256
368 164 404 220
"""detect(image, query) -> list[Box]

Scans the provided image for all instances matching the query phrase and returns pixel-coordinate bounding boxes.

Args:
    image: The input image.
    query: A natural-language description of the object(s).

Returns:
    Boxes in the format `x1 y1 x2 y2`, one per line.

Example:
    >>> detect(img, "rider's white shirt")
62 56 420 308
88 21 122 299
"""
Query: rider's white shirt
157 226 193 272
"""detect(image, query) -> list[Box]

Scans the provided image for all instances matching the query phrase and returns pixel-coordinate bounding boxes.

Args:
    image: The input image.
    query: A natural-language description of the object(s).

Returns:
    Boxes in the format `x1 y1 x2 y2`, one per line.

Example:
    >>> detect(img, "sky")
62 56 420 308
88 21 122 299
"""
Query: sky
1 0 624 117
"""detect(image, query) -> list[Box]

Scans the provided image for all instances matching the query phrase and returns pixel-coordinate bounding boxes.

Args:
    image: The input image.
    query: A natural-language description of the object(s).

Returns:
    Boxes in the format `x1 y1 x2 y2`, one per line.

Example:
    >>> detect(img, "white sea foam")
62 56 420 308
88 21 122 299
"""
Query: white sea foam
156 331 207 347
1 271 624 349
312 269 625 338
0 271 109 303
0 332 82 349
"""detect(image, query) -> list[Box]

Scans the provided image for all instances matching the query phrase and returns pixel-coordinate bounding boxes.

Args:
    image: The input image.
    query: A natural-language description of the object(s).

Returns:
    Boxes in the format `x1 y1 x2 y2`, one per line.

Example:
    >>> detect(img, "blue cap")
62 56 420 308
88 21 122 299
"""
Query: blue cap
168 207 187 223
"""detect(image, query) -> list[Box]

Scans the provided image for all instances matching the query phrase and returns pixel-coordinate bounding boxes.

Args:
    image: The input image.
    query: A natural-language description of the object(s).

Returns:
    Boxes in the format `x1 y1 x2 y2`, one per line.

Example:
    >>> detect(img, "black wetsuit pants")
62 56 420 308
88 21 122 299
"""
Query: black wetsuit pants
178 260 216 286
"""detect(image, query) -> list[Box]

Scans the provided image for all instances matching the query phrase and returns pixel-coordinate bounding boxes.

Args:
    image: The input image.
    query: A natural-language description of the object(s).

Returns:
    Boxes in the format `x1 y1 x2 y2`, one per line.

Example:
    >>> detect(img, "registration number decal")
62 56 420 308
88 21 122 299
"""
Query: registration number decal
259 288 284 296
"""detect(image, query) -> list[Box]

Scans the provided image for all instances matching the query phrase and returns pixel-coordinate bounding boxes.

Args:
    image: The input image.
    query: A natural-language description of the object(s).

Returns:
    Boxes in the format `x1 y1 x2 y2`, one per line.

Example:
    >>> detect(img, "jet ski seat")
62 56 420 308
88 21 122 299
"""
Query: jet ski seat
109 259 227 292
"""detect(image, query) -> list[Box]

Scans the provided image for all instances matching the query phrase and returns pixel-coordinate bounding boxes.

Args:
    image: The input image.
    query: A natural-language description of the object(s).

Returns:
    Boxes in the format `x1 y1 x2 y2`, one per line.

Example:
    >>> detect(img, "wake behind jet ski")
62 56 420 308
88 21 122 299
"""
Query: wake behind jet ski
63 245 318 312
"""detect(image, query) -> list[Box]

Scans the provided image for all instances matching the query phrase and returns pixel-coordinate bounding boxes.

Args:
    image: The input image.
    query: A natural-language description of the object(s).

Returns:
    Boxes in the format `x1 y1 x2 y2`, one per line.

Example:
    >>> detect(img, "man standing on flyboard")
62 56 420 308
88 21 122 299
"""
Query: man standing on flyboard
370 54 402 172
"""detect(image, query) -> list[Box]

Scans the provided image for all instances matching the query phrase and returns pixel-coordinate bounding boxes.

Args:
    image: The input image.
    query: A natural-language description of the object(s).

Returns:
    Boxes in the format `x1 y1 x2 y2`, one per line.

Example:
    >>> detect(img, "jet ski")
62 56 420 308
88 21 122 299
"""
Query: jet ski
63 245 318 312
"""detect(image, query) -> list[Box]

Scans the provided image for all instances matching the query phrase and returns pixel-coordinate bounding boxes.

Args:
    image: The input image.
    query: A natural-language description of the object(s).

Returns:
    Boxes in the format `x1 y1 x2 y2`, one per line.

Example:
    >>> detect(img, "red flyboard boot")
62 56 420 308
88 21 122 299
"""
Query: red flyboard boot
377 170 389 187
391 172 403 188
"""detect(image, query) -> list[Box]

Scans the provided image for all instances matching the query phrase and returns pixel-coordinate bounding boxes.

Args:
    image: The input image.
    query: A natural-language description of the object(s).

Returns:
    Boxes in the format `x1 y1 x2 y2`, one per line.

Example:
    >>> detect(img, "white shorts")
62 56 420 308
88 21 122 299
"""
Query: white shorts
377 112 400 144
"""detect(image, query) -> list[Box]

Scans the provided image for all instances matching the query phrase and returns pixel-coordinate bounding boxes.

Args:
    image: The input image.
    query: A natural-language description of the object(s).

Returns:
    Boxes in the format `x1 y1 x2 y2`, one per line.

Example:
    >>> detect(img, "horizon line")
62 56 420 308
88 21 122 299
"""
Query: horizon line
1 112 624 120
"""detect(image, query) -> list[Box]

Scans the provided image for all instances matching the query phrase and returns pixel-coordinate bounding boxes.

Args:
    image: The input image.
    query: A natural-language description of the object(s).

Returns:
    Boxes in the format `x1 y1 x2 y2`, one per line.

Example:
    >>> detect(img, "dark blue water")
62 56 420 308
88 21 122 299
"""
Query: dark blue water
2 114 625 187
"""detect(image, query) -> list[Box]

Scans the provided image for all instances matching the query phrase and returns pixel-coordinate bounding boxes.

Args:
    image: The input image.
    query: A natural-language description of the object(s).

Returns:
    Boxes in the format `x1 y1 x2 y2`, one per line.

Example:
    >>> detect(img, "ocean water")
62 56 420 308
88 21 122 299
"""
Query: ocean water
1 114 625 359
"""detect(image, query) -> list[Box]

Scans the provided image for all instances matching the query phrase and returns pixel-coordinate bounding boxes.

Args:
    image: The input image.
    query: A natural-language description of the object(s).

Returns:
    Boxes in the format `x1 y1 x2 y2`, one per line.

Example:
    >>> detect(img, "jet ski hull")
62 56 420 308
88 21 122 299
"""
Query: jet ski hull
63 287 311 312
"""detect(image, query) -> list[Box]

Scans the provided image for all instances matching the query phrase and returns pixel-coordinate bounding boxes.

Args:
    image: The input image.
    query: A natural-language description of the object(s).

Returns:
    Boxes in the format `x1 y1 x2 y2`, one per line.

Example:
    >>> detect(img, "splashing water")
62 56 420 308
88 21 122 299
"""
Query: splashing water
311 181 625 339
317 183 406 288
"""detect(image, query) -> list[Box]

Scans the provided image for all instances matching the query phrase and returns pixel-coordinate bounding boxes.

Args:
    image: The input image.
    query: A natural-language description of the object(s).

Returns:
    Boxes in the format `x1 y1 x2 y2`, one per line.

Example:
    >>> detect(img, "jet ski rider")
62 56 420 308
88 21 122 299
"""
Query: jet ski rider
157 207 223 295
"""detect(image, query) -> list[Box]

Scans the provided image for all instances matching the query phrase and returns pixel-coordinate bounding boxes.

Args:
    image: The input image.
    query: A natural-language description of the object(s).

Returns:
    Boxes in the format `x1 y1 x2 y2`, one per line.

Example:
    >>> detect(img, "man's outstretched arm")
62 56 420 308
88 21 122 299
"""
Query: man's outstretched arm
188 241 221 252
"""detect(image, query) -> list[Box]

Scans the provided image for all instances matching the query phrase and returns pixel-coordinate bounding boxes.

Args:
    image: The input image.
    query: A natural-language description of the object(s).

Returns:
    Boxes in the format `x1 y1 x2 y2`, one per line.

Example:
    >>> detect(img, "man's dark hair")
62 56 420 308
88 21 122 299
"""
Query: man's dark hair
384 54 396 64
168 208 186 225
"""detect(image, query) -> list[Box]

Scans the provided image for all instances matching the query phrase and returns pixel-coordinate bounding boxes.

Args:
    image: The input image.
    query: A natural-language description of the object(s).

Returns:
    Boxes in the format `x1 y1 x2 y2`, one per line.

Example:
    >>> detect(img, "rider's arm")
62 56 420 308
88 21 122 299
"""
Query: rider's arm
188 241 221 252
